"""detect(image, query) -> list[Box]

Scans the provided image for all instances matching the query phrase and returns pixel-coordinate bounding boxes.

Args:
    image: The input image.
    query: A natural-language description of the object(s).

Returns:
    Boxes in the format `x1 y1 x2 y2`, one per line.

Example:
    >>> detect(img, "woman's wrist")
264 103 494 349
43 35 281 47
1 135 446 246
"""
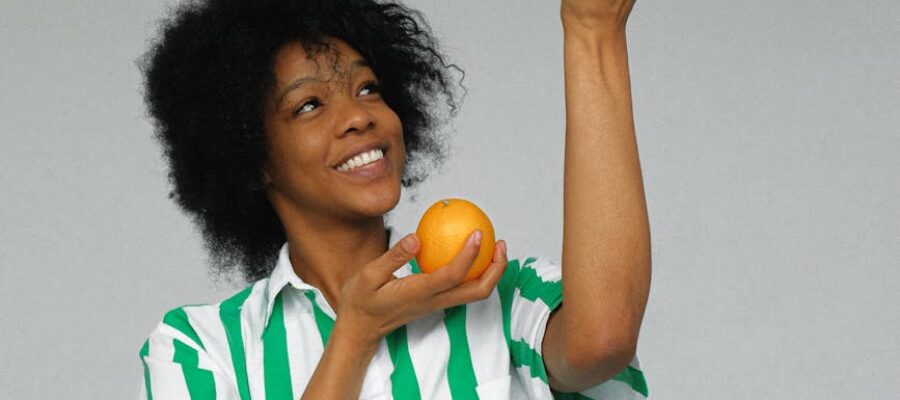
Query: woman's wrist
331 317 382 355
560 8 628 47
562 22 627 53
300 319 382 399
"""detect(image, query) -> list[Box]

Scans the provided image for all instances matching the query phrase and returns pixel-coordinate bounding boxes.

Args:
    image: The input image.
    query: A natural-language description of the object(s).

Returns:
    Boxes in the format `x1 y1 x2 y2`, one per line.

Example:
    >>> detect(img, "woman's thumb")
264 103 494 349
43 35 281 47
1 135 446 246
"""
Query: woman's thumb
371 233 419 278
399 234 419 254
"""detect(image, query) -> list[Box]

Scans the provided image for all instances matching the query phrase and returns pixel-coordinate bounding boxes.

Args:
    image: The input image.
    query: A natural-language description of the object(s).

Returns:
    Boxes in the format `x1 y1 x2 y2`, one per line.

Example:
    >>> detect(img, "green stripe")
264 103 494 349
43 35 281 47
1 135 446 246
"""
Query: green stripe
303 291 334 346
172 339 216 399
410 257 422 274
443 305 479 399
163 307 205 350
613 365 649 397
140 339 153 400
219 285 254 400
514 344 650 398
498 258 521 353
509 339 549 382
491 257 649 398
498 258 561 384
517 263 563 308
511 333 649 398
522 257 537 268
386 326 422 399
263 293 294 399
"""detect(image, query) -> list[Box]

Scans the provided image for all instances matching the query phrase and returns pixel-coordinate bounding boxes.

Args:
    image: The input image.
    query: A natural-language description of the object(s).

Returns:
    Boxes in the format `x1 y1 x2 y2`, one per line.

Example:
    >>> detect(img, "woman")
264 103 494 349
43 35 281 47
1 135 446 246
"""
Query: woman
138 0 651 398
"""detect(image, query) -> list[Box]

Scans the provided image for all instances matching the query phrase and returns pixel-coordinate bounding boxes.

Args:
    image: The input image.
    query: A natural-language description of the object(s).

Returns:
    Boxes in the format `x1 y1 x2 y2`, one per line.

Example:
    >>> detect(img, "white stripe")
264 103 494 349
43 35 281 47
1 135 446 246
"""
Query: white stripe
465 289 510 385
475 372 511 398
158 323 216 371
182 305 245 397
241 281 270 400
283 287 325 398
136 376 147 400
394 261 414 278
182 305 236 380
581 378 647 399
513 365 552 399
509 287 554 350
143 357 193 399
309 287 338 320
508 287 557 399
361 338 394 397
145 322 192 399
508 371 527 399
213 370 236 399
157 324 201 351
628 354 642 369
406 310 453 399
522 257 562 282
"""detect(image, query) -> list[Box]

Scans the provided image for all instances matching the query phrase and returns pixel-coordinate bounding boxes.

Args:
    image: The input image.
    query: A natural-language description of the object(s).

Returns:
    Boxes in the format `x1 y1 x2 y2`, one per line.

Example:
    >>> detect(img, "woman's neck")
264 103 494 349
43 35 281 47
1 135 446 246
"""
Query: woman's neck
283 215 389 312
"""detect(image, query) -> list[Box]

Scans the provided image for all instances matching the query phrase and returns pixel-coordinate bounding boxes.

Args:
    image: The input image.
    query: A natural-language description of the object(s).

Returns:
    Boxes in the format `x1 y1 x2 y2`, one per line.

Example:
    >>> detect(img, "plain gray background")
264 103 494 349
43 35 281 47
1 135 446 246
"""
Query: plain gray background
1 0 897 398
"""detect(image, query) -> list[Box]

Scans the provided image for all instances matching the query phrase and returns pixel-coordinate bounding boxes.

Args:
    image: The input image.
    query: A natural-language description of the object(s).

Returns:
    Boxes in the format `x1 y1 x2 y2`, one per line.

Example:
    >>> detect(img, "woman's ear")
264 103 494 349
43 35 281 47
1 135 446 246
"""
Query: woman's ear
257 164 274 191
259 156 274 185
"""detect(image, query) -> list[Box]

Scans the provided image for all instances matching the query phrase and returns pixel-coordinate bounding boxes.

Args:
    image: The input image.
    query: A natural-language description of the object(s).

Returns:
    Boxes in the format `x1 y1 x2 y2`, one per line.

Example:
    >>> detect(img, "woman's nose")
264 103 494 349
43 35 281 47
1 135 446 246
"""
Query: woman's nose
337 98 375 137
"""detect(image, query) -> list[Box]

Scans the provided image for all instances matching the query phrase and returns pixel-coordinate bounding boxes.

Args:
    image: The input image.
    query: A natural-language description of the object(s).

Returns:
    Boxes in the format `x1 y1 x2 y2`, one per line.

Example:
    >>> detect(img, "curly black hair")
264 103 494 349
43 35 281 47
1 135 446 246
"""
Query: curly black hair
140 0 464 283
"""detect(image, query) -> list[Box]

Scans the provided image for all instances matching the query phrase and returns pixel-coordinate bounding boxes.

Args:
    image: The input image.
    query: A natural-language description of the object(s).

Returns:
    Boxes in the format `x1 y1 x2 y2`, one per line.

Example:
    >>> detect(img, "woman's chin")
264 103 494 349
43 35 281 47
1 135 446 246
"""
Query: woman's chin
348 187 401 217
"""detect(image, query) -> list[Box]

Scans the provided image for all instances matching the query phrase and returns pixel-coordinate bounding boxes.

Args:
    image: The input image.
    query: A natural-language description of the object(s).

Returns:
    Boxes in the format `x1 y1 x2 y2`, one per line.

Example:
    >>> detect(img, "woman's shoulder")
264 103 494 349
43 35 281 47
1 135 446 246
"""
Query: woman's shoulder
142 279 268 351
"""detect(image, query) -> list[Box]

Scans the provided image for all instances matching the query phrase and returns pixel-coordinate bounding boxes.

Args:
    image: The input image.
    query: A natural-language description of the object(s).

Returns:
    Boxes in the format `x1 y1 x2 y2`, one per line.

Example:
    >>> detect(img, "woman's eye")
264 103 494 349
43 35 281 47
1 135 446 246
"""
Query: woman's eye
294 99 321 116
359 82 381 96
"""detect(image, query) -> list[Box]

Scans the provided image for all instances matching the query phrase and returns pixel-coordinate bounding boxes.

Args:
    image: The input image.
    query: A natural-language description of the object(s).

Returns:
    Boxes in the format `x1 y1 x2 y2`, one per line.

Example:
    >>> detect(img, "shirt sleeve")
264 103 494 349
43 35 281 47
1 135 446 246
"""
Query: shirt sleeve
138 307 240 400
498 257 650 399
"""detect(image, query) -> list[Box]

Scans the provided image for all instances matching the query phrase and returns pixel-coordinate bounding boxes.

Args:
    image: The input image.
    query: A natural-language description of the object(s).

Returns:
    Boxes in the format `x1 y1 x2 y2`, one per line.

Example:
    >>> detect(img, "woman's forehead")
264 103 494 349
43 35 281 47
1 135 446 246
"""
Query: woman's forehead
272 40 368 83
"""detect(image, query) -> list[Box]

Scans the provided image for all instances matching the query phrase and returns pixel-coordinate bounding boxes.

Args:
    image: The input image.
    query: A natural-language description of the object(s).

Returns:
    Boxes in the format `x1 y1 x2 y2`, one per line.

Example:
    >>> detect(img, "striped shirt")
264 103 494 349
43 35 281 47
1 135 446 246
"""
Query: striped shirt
137 241 649 399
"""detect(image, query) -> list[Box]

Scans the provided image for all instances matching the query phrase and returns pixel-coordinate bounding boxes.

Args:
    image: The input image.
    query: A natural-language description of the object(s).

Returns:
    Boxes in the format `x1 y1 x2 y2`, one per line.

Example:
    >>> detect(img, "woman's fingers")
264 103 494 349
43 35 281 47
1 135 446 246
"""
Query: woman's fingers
418 230 483 294
426 240 508 311
365 233 420 284
388 230 488 304
360 230 503 305
341 233 507 339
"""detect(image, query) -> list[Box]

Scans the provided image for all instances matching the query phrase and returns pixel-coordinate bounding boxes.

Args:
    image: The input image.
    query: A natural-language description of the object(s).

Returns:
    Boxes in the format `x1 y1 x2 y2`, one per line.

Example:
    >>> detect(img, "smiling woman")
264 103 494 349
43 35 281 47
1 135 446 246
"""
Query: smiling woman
138 0 650 398
141 0 461 284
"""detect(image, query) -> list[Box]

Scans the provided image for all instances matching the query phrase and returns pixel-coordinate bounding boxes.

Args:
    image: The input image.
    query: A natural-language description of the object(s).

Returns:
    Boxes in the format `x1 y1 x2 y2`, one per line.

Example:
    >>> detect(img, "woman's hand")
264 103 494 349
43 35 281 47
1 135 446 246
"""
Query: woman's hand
335 231 508 346
560 0 637 38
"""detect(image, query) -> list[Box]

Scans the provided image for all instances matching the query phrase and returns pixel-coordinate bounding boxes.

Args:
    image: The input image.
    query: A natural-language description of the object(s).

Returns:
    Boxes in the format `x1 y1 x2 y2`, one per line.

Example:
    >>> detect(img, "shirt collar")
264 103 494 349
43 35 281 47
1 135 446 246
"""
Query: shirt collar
262 241 316 330
262 231 414 331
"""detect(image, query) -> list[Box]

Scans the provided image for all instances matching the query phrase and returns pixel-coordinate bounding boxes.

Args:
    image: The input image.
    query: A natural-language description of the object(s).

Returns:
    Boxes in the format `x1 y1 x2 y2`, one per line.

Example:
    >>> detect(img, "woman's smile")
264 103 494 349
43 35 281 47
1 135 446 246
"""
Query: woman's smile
333 147 390 180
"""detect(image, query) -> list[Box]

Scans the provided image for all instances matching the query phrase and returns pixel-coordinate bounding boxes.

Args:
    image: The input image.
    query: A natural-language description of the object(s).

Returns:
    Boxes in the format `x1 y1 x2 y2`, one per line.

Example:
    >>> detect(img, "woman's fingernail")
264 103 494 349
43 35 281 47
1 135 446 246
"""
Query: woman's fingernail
471 230 482 246
402 235 417 252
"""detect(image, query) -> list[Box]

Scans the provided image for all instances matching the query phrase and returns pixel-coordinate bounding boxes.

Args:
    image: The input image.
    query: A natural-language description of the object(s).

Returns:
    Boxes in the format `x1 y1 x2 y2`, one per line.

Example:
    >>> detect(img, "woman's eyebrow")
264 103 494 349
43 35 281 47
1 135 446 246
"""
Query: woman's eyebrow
276 58 371 106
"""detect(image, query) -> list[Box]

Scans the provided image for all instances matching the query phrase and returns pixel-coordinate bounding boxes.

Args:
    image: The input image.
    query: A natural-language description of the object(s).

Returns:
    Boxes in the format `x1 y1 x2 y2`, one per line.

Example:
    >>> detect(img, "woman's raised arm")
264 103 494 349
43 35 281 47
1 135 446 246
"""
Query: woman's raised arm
541 0 652 392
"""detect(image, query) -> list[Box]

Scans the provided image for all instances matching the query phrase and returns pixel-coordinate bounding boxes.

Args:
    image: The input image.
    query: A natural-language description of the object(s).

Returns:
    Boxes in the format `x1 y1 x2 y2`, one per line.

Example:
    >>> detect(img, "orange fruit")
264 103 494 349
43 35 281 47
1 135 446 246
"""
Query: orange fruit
415 198 495 283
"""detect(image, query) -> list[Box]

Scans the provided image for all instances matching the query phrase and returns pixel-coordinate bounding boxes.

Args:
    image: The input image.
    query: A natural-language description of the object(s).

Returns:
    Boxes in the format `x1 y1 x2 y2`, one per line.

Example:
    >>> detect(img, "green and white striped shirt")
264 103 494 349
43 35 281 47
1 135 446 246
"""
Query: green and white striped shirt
138 241 649 399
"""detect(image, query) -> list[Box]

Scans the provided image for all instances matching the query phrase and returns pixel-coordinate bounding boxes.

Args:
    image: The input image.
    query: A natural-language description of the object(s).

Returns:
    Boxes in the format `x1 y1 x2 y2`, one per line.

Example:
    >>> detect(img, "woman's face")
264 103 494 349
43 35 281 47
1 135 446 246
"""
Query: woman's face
260 38 405 223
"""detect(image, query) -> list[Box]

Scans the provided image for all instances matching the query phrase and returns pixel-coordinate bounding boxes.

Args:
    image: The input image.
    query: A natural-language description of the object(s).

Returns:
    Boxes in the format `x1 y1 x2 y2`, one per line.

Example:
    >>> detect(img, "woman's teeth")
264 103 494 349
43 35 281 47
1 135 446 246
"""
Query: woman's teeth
336 148 384 172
